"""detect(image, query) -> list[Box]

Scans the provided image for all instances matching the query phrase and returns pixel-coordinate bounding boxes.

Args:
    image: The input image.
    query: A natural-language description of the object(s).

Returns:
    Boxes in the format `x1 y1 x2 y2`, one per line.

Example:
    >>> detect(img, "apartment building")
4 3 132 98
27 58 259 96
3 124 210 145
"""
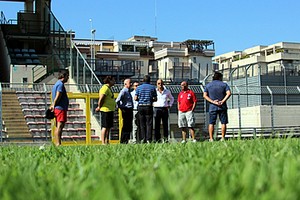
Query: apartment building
74 36 215 84
213 42 300 86
212 42 300 129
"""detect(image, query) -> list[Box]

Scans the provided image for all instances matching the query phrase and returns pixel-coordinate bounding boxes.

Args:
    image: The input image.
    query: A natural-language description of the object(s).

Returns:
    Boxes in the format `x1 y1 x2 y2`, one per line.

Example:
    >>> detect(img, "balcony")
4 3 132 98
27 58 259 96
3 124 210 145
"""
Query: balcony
154 48 186 60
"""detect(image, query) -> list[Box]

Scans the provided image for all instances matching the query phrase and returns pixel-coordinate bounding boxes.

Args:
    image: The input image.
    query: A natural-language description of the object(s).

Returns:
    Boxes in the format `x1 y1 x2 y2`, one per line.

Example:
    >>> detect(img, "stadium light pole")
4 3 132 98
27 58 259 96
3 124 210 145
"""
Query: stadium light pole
89 18 96 71
68 29 73 75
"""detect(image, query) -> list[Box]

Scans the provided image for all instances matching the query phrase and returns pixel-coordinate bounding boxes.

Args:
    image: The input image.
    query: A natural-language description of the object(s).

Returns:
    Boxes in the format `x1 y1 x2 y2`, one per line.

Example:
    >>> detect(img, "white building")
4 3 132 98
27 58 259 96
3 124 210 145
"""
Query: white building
74 36 215 84
212 42 300 130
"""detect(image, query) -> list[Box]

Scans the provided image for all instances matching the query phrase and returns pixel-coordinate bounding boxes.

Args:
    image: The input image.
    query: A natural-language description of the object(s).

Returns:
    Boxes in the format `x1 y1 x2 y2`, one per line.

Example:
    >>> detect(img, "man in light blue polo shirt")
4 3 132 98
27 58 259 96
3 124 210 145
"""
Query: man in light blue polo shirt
116 78 133 144
135 75 157 143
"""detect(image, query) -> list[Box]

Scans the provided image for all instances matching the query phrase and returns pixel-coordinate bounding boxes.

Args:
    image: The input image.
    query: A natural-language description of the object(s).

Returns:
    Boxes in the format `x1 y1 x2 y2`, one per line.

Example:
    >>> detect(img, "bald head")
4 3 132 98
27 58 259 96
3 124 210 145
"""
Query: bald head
180 81 188 91
124 79 131 88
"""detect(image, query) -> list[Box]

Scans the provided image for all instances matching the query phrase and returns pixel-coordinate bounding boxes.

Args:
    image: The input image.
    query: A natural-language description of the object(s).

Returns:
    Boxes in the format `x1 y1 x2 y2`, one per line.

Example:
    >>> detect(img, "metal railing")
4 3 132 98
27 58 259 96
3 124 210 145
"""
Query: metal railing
71 39 101 85
1 83 300 142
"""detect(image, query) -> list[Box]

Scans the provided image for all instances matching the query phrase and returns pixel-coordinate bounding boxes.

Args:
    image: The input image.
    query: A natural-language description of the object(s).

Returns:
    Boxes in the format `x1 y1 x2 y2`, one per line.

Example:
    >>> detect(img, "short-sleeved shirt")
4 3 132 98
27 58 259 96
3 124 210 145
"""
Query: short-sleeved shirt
177 89 197 112
135 83 157 105
153 87 174 108
52 80 69 110
99 84 116 112
116 87 133 109
131 90 139 110
204 80 231 111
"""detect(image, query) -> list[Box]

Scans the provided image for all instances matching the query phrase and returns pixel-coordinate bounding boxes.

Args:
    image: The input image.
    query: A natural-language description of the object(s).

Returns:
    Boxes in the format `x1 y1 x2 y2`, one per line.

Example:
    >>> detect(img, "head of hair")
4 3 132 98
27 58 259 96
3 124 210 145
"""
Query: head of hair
157 79 164 85
124 78 131 86
181 81 188 86
213 71 223 81
143 75 151 83
58 69 69 79
103 76 114 84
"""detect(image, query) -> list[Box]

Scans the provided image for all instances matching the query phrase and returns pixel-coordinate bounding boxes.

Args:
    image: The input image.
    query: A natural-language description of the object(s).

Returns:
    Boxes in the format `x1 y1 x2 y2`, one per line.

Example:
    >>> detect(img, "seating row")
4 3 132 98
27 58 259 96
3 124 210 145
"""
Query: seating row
18 96 50 103
27 121 86 129
25 114 87 122
30 128 97 137
9 48 36 53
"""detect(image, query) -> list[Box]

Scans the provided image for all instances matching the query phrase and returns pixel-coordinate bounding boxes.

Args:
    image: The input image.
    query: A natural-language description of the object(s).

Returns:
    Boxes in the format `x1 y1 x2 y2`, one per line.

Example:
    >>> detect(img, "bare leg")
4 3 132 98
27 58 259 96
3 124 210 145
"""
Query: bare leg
221 124 226 139
189 128 195 140
182 128 187 141
208 124 214 141
101 127 108 145
54 121 65 146
106 128 110 144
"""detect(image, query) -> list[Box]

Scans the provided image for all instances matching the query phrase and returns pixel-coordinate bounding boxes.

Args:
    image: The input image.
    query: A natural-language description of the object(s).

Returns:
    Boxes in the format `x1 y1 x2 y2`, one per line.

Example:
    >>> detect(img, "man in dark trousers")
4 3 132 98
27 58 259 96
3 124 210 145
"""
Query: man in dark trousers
116 78 133 144
203 71 231 141
153 79 174 143
135 75 157 143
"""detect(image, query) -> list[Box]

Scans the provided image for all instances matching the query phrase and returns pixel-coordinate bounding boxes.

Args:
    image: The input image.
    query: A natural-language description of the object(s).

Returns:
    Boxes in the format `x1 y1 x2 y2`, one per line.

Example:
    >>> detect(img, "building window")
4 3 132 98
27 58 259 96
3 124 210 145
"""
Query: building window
174 58 179 66
136 61 144 70
23 78 28 83
193 57 197 63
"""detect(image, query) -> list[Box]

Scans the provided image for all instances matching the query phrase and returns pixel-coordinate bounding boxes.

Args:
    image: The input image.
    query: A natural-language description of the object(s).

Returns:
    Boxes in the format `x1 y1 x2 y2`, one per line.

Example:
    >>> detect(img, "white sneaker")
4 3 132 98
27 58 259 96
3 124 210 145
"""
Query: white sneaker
209 139 214 142
181 140 186 144
192 139 197 143
220 138 225 142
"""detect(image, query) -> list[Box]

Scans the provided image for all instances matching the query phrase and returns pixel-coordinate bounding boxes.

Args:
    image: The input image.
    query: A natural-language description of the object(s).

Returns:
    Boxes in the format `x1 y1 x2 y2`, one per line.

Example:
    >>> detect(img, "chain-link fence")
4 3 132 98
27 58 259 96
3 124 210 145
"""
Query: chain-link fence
1 83 300 142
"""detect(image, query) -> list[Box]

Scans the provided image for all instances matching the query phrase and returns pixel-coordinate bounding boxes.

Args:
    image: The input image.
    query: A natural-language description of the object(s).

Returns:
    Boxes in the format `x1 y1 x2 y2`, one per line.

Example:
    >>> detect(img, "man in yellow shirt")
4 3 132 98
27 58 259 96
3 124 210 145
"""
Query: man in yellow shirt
95 76 116 144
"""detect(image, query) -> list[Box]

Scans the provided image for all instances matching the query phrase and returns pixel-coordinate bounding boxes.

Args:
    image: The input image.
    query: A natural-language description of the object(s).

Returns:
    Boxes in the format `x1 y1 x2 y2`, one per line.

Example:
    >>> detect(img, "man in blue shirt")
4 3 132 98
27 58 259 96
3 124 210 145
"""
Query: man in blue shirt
50 69 69 146
203 72 231 141
135 75 157 143
116 78 133 144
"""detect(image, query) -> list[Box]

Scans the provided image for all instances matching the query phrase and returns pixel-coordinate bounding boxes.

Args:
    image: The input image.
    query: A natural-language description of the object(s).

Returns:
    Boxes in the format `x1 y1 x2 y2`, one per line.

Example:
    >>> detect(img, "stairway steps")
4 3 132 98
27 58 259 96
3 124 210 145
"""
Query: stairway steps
2 91 32 140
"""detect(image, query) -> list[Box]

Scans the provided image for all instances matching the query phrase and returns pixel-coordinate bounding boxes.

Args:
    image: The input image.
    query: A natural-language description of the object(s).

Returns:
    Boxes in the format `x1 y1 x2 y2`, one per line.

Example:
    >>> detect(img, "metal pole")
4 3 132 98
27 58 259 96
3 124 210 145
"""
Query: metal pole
43 83 48 141
267 86 274 132
198 63 201 82
202 74 212 86
76 51 79 83
0 83 2 142
69 30 73 77
235 85 242 131
280 61 287 105
200 85 208 134
89 18 93 68
245 64 252 107
164 62 167 81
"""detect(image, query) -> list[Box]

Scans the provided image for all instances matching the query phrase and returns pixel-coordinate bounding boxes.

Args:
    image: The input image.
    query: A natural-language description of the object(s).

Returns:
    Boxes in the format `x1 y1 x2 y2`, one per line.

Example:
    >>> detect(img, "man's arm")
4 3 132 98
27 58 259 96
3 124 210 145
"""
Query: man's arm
50 91 62 111
115 90 124 107
220 90 231 105
168 91 174 107
95 93 106 112
203 92 219 105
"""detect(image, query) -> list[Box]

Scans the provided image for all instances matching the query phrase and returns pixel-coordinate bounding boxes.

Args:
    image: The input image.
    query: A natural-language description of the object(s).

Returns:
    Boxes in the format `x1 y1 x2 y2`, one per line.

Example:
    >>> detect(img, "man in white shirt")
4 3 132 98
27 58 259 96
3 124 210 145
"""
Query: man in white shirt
130 81 139 143
153 79 174 143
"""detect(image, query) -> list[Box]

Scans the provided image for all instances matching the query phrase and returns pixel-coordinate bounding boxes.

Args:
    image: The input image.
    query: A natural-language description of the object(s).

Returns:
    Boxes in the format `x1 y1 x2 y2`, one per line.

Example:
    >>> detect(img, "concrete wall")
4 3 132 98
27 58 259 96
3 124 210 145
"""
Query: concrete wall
227 105 300 128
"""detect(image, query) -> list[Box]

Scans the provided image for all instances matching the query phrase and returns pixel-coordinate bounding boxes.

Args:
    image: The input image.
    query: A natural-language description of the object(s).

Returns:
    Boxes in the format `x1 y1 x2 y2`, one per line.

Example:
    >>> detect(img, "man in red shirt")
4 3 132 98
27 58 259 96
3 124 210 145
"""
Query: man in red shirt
177 81 197 143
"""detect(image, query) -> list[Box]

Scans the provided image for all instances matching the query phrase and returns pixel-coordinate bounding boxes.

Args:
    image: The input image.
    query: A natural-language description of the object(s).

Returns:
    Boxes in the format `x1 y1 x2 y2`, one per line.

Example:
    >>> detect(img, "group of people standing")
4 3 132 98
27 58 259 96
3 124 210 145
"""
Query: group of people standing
95 72 231 145
50 69 231 146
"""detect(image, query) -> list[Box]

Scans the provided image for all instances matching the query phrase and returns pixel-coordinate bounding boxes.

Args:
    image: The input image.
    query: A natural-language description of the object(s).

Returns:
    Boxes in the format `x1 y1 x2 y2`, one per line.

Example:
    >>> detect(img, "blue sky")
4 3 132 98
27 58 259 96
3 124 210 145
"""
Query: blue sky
1 0 300 55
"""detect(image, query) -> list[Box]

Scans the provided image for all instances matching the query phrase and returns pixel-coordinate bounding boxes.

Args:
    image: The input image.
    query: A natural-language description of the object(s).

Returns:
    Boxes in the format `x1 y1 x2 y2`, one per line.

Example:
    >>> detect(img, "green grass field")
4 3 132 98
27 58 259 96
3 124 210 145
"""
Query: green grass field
1 138 300 200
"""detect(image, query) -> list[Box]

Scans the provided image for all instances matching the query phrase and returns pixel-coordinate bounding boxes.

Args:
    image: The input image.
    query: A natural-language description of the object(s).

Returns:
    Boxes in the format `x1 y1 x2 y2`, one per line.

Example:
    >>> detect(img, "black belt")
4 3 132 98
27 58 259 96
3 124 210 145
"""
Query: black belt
154 107 168 109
